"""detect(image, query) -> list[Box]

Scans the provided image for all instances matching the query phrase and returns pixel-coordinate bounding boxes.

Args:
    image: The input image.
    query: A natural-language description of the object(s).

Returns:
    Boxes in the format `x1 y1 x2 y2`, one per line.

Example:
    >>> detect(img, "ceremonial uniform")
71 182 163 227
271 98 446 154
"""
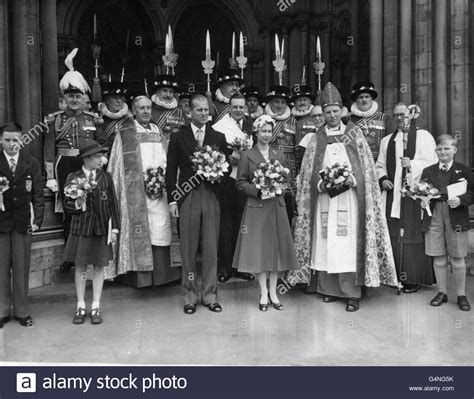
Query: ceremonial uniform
44 109 98 215
346 82 390 161
151 103 185 139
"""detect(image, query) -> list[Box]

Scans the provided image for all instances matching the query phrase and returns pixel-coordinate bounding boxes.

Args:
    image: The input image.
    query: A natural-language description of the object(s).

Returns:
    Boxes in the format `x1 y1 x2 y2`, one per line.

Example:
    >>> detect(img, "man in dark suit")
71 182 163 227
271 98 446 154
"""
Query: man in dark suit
212 93 255 283
166 94 229 314
0 122 44 328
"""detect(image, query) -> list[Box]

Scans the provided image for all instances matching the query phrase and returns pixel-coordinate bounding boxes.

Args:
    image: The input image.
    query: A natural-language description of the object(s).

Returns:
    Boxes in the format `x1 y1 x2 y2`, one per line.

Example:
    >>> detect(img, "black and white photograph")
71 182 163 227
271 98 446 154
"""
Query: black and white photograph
0 0 473 397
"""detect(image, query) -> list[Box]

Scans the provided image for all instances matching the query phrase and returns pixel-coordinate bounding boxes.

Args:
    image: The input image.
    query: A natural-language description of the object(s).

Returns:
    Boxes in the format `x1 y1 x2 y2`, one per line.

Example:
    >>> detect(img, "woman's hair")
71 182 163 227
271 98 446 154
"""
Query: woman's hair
252 115 275 132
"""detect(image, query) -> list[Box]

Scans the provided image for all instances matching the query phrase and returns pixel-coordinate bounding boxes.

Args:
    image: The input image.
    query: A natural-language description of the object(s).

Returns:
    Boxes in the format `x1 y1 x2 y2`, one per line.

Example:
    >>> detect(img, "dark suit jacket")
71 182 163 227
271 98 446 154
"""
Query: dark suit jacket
421 161 473 232
165 123 229 206
0 151 44 233
63 169 119 236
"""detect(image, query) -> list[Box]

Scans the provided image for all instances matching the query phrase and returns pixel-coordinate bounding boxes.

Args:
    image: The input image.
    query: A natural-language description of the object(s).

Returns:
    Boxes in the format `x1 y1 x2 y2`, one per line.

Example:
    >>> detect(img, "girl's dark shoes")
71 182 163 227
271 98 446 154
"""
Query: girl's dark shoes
90 308 103 324
268 296 284 311
72 308 86 324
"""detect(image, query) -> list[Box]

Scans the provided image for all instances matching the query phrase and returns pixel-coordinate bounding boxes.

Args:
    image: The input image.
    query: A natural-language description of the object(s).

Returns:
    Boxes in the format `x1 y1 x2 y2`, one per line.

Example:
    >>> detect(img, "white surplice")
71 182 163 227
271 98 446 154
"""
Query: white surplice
311 125 358 274
135 120 171 246
375 128 437 218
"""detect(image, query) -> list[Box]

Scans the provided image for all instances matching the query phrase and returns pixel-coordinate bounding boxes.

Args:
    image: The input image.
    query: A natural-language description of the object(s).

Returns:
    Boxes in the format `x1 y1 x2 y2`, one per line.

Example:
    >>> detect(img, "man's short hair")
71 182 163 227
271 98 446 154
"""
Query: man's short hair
229 93 246 105
0 121 22 136
436 134 457 147
190 94 208 109
132 95 151 113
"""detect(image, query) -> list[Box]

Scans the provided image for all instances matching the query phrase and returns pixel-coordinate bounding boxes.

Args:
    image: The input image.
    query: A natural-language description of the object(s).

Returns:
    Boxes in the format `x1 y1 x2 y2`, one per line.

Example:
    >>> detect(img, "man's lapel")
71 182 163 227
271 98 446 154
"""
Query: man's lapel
0 152 13 180
184 126 198 153
13 152 29 181
202 125 214 146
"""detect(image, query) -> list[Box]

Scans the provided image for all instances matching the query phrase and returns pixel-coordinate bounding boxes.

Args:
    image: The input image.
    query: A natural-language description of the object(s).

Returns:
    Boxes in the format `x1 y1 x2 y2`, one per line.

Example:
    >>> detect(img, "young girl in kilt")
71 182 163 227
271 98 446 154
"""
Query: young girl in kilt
62 140 119 324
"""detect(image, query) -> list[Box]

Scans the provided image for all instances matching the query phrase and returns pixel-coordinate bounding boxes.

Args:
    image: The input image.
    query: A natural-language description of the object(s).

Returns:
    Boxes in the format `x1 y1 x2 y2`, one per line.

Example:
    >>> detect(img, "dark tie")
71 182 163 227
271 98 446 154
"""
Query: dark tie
10 158 16 174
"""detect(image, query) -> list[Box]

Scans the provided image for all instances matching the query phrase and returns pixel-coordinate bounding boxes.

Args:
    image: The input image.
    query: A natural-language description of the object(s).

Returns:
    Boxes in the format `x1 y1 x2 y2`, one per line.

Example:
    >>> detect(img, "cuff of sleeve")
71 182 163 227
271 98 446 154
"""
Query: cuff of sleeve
111 229 119 234
169 201 177 206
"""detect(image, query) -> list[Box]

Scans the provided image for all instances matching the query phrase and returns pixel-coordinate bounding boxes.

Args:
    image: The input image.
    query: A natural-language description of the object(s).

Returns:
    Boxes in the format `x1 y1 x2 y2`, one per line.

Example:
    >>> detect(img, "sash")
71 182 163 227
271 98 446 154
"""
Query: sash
214 104 230 123
103 117 128 140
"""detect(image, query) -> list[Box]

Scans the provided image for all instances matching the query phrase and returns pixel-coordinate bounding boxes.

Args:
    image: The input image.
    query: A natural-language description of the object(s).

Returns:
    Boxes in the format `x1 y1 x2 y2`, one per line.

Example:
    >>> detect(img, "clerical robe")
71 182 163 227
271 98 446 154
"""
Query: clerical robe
292 122 398 289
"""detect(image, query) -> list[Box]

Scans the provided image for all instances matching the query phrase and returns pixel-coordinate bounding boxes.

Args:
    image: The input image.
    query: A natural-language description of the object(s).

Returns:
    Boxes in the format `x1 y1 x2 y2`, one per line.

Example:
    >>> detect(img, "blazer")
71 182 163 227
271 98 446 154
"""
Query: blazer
0 151 44 233
421 161 473 232
165 123 229 206
63 169 119 236
236 146 287 207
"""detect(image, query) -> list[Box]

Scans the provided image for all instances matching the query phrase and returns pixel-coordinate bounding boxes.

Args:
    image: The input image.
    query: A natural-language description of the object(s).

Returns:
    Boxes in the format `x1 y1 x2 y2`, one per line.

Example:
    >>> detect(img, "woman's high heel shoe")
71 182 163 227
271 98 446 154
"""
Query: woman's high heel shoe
268 295 284 311
259 295 269 312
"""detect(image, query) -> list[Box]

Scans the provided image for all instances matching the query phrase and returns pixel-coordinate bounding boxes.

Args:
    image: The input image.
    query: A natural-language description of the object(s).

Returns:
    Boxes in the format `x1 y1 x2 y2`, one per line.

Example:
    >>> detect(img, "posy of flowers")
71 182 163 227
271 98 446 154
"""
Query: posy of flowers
190 145 229 184
0 176 9 211
319 161 353 198
405 179 440 217
253 159 290 199
64 176 97 212
144 166 166 200
231 136 253 152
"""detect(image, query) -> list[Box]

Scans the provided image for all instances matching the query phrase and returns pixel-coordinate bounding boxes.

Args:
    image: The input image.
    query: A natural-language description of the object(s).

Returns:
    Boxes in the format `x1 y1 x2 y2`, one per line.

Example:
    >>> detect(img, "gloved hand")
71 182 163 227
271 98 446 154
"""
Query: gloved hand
46 179 58 193
101 155 108 166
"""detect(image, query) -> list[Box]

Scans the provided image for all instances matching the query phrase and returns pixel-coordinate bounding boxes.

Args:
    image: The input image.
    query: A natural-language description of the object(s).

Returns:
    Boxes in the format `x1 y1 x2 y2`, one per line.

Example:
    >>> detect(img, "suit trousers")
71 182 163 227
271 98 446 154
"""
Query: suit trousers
0 230 32 318
179 184 220 305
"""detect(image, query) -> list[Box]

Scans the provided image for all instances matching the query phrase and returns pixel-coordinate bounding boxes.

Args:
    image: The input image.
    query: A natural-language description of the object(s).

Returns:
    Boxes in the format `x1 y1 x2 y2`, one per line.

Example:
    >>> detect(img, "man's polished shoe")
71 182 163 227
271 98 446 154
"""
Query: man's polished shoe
183 304 197 315
1 316 11 324
403 284 421 294
232 270 255 281
346 299 360 312
430 292 448 307
90 308 103 324
59 261 74 272
322 295 338 303
457 296 471 311
14 315 34 327
218 273 231 283
72 308 87 324
204 302 222 313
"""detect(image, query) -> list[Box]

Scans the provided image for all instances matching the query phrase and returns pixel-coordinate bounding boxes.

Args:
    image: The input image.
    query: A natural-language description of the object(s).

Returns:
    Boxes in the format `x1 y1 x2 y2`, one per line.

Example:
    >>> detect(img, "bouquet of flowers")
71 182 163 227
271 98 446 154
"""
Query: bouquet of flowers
64 176 97 212
144 166 166 200
231 136 253 153
253 159 290 199
319 161 353 198
405 179 440 217
191 145 229 184
0 176 10 211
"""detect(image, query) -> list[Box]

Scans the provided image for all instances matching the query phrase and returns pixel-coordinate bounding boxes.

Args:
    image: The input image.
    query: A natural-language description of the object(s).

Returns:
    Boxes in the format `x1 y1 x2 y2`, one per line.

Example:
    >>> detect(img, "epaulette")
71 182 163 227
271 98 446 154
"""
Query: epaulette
44 110 64 124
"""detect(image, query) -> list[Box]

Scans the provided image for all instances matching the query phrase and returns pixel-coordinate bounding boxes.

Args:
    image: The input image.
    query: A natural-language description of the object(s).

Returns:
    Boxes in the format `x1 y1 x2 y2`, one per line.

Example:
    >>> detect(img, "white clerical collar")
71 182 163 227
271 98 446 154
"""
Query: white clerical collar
325 122 346 136
82 166 96 178
4 151 19 163
439 161 453 171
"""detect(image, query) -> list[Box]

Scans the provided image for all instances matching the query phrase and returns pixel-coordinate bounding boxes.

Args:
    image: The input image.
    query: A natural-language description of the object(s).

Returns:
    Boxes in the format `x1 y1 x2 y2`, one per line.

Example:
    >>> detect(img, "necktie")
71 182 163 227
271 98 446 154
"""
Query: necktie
196 129 204 147
441 164 449 173
10 158 16 174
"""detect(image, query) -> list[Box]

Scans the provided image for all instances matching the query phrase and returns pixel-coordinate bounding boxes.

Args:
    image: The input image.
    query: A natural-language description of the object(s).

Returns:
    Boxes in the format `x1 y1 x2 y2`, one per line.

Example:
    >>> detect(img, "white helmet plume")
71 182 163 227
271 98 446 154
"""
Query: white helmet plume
59 48 91 94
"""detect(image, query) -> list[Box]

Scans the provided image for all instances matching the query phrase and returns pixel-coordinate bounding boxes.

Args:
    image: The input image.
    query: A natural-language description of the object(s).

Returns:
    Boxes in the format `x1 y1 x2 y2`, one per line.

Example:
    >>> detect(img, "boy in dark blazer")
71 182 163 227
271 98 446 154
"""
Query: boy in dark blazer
0 122 44 328
165 94 229 314
421 134 473 311
62 140 119 324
